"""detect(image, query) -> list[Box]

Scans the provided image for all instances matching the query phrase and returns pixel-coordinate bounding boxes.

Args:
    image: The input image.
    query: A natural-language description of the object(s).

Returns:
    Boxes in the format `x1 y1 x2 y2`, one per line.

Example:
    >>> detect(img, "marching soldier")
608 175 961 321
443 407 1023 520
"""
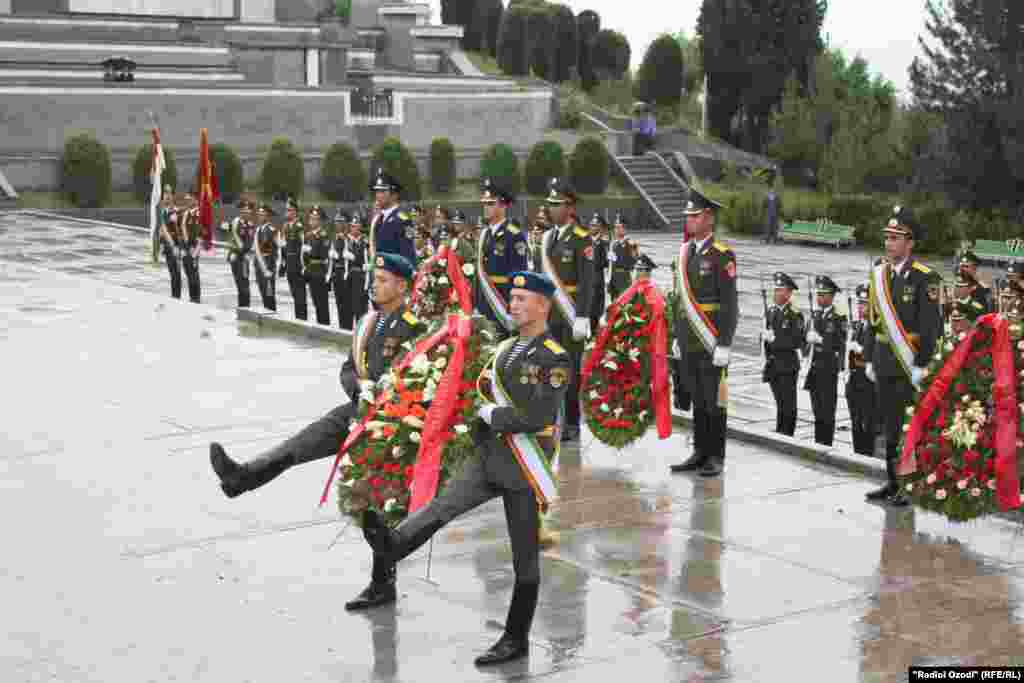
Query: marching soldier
157 185 183 300
845 284 876 457
281 197 308 320
670 188 737 477
761 272 804 437
588 213 610 332
344 212 371 329
957 251 992 312
358 271 570 666
863 206 943 506
476 178 529 337
179 191 202 303
303 205 333 326
368 170 417 265
227 198 256 308
254 203 278 312
538 177 596 442
331 210 351 329
803 275 847 447
608 214 638 301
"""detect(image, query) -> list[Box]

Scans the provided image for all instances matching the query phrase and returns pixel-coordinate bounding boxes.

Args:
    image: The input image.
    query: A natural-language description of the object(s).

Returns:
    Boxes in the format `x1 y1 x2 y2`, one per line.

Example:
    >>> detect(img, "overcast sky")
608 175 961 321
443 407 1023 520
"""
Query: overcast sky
429 0 928 97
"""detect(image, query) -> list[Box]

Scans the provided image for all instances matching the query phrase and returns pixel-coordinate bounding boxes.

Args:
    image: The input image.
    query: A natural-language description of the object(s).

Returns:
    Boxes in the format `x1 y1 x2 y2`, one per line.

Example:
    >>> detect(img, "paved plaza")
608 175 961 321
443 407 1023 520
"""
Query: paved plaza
2 210 1022 682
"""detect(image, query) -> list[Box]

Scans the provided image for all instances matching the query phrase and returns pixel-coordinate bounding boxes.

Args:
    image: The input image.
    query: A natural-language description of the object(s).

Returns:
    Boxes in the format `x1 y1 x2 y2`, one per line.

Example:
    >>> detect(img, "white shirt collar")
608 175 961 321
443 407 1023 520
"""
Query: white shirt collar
382 205 398 221
892 257 909 274
558 222 573 238
695 234 712 252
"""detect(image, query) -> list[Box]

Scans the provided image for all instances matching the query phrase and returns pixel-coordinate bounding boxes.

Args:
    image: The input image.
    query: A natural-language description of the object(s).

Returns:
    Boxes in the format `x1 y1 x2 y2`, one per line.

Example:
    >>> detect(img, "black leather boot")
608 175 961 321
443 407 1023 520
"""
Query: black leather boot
474 582 538 666
345 556 397 611
209 442 293 498
361 509 397 556
866 449 898 501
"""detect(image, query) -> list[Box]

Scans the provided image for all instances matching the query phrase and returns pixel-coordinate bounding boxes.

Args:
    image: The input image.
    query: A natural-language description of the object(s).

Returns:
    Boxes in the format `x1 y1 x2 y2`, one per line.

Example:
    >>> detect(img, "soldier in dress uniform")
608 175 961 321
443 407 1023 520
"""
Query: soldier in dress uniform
227 198 256 308
368 170 417 265
669 188 737 477
331 210 352 329
179 191 202 303
957 251 992 312
951 271 988 323
210 253 425 499
158 185 183 300
608 214 638 301
343 212 371 329
431 206 452 252
281 197 308 320
803 275 847 446
253 203 278 312
476 178 529 337
634 253 657 281
449 209 476 265
303 205 333 325
845 284 877 457
588 213 610 332
862 206 943 506
538 177 596 442
1001 262 1024 314
358 270 570 667
949 297 984 336
761 272 804 437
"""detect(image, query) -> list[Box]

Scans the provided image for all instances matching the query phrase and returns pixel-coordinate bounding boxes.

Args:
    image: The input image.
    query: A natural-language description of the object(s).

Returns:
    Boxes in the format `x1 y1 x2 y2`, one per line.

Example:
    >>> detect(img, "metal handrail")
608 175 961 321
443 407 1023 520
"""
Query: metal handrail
611 155 670 228
650 151 690 193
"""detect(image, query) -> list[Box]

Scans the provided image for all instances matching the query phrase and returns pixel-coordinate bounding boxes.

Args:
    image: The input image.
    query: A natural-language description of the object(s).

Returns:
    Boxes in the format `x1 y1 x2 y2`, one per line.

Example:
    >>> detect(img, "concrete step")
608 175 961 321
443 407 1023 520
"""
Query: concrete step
0 16 184 44
0 67 246 82
0 42 234 69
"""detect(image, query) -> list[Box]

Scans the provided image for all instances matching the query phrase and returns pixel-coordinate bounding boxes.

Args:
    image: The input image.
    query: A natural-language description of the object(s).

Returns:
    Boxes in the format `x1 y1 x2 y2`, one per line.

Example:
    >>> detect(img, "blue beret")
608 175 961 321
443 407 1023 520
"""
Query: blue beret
509 271 555 298
374 252 415 280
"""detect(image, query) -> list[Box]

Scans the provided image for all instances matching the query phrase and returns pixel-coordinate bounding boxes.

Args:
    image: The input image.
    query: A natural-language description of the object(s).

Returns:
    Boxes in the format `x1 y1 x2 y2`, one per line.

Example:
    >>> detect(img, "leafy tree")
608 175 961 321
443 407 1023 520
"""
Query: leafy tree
525 3 556 81
486 0 504 58
320 142 366 201
261 138 304 199
62 133 112 208
672 31 704 94
592 29 630 81
480 143 521 196
576 9 600 89
634 34 684 108
209 143 244 204
568 137 609 193
551 4 578 83
497 5 530 76
524 141 566 195
429 138 456 194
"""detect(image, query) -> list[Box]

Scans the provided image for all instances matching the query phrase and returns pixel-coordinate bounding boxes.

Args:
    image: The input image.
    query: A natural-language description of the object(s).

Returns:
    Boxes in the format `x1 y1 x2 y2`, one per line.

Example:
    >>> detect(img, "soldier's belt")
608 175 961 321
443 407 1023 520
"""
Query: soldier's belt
699 303 720 311
307 258 325 263
612 267 631 273
537 425 556 437
490 275 510 284
563 285 577 293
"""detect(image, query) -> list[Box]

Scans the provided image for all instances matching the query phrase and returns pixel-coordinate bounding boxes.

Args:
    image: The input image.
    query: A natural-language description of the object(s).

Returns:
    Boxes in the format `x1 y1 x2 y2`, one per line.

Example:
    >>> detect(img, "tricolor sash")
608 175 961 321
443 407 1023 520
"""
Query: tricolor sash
541 229 576 323
675 240 718 354
870 263 917 381
477 228 515 331
352 310 379 380
489 338 559 510
368 212 380 264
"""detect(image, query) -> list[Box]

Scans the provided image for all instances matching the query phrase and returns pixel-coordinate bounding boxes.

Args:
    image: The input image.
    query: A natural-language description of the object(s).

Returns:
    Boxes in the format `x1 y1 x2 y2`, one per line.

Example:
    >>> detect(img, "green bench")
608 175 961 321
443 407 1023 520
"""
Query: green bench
779 219 856 248
969 239 1024 265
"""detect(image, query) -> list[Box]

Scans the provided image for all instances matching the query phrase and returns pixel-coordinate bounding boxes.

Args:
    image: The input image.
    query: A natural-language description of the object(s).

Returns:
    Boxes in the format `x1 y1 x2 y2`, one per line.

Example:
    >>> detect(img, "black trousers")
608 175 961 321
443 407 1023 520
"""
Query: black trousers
846 372 877 456
182 252 201 303
550 315 582 429
308 275 331 325
333 274 351 329
287 270 308 321
768 371 798 436
230 255 250 308
806 368 839 446
254 257 277 311
347 273 368 330
682 350 727 463
164 247 182 299
876 374 915 486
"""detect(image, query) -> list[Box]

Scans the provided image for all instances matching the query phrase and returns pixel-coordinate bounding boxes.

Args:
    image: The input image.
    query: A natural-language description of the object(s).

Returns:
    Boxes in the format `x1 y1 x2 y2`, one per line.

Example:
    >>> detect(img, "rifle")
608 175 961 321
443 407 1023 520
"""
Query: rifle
842 292 853 384
804 275 816 373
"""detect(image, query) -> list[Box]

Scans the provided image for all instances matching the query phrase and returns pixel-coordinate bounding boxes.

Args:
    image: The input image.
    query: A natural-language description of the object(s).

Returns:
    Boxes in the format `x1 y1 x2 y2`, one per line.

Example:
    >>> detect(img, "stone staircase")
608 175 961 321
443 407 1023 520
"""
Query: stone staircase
613 153 689 230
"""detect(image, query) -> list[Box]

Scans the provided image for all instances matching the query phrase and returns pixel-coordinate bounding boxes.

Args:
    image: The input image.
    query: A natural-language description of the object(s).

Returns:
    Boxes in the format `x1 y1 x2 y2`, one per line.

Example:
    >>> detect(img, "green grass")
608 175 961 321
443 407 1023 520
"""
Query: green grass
17 190 145 209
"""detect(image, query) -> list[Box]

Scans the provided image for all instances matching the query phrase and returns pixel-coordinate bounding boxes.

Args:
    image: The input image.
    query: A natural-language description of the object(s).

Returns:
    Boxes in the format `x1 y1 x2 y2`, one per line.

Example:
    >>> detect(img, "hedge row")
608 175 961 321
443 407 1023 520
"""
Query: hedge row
63 135 612 208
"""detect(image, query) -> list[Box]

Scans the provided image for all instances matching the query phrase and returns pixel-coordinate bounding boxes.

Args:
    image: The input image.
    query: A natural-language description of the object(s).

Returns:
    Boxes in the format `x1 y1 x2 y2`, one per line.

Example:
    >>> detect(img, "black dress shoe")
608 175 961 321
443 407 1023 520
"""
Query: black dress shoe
698 458 723 477
670 454 704 473
210 443 247 498
864 484 895 501
474 637 528 666
886 491 910 507
344 581 396 611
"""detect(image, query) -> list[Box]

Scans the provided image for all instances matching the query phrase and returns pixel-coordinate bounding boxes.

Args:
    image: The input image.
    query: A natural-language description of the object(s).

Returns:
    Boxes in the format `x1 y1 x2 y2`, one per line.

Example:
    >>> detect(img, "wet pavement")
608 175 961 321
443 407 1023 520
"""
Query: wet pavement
2 210 1023 682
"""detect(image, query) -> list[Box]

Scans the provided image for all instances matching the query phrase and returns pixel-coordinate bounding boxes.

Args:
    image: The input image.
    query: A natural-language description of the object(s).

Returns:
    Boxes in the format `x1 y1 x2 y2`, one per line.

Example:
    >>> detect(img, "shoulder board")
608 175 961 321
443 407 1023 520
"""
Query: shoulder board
398 212 409 221
507 223 521 235
402 311 419 326
712 241 731 253
912 262 932 274
543 339 566 355
972 301 984 310
573 226 588 238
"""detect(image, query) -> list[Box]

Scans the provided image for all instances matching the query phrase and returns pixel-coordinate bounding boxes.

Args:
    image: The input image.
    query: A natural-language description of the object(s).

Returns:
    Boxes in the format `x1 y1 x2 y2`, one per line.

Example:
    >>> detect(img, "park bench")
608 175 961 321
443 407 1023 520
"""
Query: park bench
779 219 856 248
970 238 1024 265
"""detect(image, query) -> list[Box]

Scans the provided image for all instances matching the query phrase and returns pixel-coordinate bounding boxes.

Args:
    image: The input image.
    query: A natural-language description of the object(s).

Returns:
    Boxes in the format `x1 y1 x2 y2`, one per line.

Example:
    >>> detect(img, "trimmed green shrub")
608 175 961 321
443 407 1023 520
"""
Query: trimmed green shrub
334 0 351 23
557 91 585 129
524 141 566 195
720 190 765 235
429 138 456 194
321 142 366 201
568 136 609 194
480 143 521 196
209 143 244 204
62 133 112 208
593 29 631 81
496 5 530 77
132 143 177 204
634 34 684 107
371 137 422 201
261 137 304 199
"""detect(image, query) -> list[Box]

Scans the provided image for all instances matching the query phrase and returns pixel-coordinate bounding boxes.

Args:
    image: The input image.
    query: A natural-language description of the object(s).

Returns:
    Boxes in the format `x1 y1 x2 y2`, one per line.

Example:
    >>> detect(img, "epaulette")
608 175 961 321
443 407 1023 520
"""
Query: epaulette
507 223 521 235
398 212 409 221
912 261 932 274
402 311 419 326
543 338 566 355
573 226 588 238
972 301 984 310
712 241 731 253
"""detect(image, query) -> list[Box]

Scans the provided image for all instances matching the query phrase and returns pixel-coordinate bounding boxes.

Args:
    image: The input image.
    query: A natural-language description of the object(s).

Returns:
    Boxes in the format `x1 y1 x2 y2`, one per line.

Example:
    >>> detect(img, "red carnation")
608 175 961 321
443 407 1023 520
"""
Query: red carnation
404 465 414 478
963 450 980 465
955 383 967 394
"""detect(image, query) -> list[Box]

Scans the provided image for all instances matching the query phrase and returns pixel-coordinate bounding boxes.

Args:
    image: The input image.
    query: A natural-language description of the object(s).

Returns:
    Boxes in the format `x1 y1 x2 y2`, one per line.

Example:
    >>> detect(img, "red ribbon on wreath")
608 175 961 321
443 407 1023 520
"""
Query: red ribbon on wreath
581 279 672 439
899 314 1021 511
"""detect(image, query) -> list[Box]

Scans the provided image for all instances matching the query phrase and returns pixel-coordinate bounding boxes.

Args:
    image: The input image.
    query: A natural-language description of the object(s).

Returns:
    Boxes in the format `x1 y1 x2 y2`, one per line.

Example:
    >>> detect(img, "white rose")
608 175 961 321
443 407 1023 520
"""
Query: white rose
957 479 968 490
341 454 353 467
384 498 398 512
935 489 947 500
638 410 648 421
438 276 450 285
905 407 914 416
905 483 914 492
410 354 431 374
962 395 971 403
970 487 982 497
463 263 475 276
454 424 469 434
392 446 403 458
926 473 937 484
945 342 954 352
410 431 421 443
434 356 447 369
987 479 997 490
958 332 967 341
603 360 619 371
438 259 447 268
589 389 600 400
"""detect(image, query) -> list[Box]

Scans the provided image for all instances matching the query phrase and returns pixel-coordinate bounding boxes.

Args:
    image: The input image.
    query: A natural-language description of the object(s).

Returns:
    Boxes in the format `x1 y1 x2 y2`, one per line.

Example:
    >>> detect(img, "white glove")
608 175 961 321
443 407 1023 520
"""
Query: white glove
343 249 355 261
848 341 863 355
865 363 876 383
478 405 496 424
228 252 236 263
301 244 312 254
329 249 339 260
911 366 926 390
608 252 618 263
763 330 775 343
572 317 591 341
712 346 731 367
806 330 822 344
673 340 680 357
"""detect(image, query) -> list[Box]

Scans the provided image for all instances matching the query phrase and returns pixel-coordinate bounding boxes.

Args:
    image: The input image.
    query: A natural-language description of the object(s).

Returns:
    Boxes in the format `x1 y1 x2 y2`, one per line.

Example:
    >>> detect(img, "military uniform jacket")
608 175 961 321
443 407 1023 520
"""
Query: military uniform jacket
863 258 943 380
303 229 331 278
848 319 871 376
228 217 254 255
544 223 597 321
591 238 609 308
609 238 637 292
371 208 417 264
339 306 426 401
763 302 805 377
283 220 305 275
673 237 738 354
970 285 993 314
805 306 847 375
256 223 277 261
478 220 529 314
477 333 572 490
180 208 201 250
